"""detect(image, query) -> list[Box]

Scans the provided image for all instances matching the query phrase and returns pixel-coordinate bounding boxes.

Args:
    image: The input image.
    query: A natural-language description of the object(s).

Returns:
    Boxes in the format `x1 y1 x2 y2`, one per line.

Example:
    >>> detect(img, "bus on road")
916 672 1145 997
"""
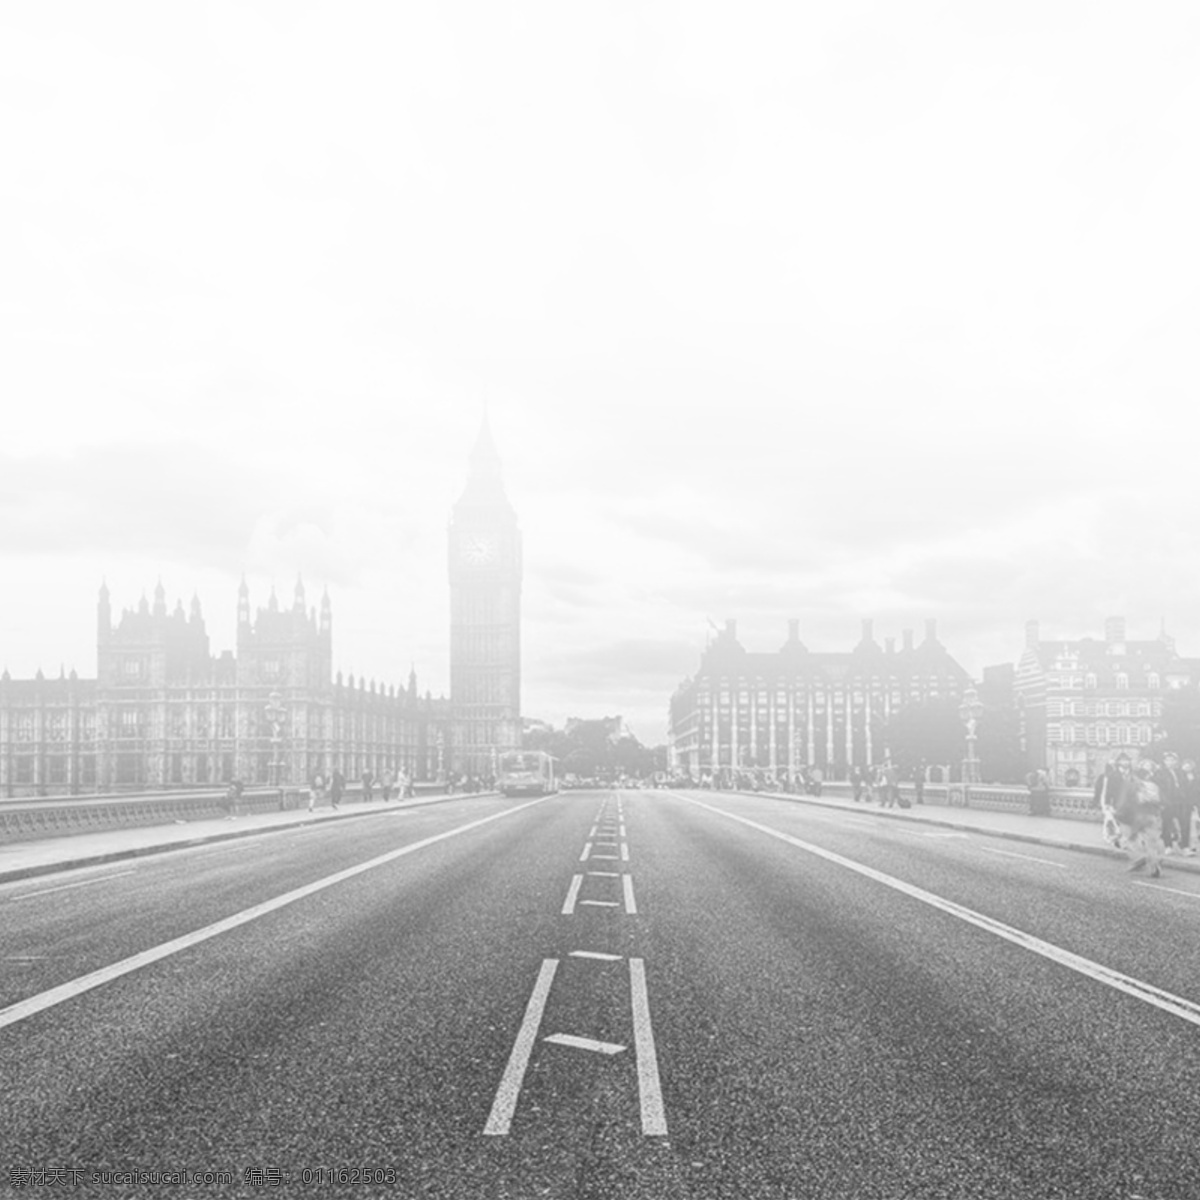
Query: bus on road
497 750 557 797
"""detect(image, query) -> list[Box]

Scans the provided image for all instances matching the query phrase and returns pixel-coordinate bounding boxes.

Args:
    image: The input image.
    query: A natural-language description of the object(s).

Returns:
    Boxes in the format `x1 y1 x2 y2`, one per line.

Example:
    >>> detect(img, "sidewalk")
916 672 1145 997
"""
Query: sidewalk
0 792 487 885
756 788 1200 875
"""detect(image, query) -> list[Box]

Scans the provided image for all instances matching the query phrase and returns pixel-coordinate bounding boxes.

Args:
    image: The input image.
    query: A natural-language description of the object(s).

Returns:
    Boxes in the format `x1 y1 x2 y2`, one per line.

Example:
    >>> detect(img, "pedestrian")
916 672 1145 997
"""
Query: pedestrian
362 769 374 802
851 766 865 803
1125 758 1165 878
309 771 324 813
1026 768 1051 817
330 768 344 810
913 760 926 805
882 759 900 808
224 778 244 821
1155 751 1187 855
1180 759 1200 856
381 769 394 802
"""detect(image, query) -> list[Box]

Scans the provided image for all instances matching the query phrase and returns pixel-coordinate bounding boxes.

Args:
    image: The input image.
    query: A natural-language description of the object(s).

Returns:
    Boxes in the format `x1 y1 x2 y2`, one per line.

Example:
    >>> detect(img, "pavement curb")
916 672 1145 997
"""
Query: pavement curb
756 790 1200 875
0 792 496 885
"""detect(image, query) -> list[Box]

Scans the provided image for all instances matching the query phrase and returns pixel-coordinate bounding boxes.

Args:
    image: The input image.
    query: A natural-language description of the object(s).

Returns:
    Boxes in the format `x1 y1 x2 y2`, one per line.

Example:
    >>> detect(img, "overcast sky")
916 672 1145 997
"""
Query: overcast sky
3 2 1199 744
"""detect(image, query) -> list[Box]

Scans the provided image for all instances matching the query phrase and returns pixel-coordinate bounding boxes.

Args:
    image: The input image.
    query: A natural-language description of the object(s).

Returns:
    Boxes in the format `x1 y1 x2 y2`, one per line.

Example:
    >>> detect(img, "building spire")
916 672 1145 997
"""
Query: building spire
455 406 512 515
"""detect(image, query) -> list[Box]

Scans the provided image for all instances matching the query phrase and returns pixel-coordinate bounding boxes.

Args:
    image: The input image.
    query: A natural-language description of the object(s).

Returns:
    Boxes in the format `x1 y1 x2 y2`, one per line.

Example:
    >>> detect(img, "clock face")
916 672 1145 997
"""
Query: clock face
460 534 497 566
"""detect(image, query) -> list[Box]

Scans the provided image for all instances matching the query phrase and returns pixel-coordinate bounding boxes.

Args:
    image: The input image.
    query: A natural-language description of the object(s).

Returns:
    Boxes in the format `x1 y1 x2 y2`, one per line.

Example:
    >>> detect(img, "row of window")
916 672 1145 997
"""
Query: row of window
1046 722 1152 745
1046 699 1155 718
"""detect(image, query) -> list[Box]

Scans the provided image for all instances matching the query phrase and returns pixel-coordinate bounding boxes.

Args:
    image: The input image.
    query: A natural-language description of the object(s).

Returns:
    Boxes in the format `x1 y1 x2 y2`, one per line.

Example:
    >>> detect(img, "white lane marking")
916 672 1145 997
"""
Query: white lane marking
10 871 137 901
595 841 619 847
620 843 629 862
590 853 620 860
1134 882 1200 901
977 846 1066 868
544 1033 625 1055
586 871 620 877
623 874 638 915
0 794 556 1033
483 958 559 1135
630 958 667 1136
620 824 627 837
580 900 620 907
561 875 584 915
679 795 1200 1031
588 826 598 837
580 842 593 861
570 951 623 961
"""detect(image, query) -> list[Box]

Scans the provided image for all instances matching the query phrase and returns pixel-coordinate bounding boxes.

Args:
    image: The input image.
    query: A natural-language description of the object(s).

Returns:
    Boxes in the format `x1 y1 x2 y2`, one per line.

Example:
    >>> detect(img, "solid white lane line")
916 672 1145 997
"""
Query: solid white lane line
562 875 584 915
1134 882 1200 901
544 1033 625 1055
483 958 559 1135
0 794 556 1033
590 854 620 860
622 874 637 915
587 871 620 877
11 871 137 901
580 900 620 907
680 796 1200 1031
570 951 623 961
620 843 629 862
630 958 667 1136
580 843 593 861
977 846 1066 868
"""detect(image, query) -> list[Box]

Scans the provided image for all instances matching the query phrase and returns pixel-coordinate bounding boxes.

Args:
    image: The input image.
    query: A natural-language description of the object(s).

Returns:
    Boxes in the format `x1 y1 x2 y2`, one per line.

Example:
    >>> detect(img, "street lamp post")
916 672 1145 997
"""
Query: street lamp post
959 685 984 788
265 691 287 802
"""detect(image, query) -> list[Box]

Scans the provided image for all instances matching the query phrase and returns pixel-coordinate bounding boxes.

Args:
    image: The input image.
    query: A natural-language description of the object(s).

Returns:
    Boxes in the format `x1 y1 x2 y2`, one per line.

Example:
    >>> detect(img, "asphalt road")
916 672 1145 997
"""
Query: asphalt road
3 788 1199 1199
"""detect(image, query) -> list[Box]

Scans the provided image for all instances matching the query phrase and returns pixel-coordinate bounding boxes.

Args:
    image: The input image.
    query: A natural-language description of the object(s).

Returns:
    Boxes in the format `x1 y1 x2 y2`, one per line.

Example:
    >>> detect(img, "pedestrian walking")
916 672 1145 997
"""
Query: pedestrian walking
361 770 374 802
381 769 394 802
1124 758 1165 878
1155 751 1187 855
309 771 324 813
330 768 344 810
881 759 900 808
224 778 244 821
1179 758 1199 857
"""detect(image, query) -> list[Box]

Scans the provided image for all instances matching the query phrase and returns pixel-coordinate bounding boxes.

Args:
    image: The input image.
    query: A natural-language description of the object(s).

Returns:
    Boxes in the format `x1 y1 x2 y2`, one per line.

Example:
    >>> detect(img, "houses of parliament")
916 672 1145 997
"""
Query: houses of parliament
0 421 523 796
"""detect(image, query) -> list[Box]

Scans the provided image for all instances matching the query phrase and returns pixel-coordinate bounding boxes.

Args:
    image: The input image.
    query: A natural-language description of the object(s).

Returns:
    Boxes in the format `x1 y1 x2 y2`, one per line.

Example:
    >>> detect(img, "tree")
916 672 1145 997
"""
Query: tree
884 697 964 775
1155 686 1200 764
977 705 1024 784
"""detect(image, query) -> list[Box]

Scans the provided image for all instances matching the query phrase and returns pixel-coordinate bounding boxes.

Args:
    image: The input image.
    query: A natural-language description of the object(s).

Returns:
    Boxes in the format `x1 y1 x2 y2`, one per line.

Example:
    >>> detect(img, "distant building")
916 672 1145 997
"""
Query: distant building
1014 617 1200 787
668 618 968 784
0 579 450 796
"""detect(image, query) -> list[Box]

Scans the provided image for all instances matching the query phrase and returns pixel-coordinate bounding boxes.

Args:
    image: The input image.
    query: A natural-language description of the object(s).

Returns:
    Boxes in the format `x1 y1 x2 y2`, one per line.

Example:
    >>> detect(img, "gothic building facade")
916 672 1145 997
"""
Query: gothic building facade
0 579 450 796
668 618 968 784
447 415 523 779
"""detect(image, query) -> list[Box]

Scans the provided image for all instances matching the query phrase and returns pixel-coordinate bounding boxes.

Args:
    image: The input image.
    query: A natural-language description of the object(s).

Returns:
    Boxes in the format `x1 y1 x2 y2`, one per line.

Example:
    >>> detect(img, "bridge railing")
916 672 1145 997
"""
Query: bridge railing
737 779 1102 822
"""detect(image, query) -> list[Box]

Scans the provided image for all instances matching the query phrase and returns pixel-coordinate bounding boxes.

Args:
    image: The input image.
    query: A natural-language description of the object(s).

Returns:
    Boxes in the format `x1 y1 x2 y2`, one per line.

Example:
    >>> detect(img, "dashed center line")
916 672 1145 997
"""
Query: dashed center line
561 875 584 915
622 874 637 915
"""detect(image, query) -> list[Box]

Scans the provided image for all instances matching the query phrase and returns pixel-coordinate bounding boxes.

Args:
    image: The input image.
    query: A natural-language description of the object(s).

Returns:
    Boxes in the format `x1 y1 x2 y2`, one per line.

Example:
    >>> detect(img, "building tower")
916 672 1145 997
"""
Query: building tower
448 413 522 779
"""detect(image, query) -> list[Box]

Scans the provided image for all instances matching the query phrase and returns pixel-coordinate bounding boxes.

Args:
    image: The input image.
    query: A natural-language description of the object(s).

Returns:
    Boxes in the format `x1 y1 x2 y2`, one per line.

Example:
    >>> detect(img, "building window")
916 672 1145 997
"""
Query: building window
1116 675 1128 689
1148 673 1160 690
14 713 34 742
14 756 33 784
119 709 143 739
123 658 144 680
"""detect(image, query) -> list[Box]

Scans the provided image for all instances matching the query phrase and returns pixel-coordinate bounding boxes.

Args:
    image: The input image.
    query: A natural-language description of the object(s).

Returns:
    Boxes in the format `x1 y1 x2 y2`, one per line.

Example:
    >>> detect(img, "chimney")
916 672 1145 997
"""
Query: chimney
902 628 913 652
788 619 799 642
1105 617 1126 644
1025 620 1039 650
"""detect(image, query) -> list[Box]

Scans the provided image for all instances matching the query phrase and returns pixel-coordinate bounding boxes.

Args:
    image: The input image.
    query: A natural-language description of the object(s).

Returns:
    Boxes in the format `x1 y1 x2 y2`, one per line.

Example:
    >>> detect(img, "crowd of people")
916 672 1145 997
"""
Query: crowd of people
306 768 415 811
1094 750 1200 878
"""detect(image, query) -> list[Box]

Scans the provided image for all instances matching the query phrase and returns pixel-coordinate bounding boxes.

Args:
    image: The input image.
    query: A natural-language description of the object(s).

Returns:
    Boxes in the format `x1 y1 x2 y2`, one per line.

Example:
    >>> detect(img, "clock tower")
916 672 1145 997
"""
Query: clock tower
448 414 522 780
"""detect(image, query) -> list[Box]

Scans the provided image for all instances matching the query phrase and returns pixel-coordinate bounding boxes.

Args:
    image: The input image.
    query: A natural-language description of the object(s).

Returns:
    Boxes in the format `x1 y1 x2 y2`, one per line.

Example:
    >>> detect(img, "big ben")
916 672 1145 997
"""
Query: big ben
448 414 522 780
